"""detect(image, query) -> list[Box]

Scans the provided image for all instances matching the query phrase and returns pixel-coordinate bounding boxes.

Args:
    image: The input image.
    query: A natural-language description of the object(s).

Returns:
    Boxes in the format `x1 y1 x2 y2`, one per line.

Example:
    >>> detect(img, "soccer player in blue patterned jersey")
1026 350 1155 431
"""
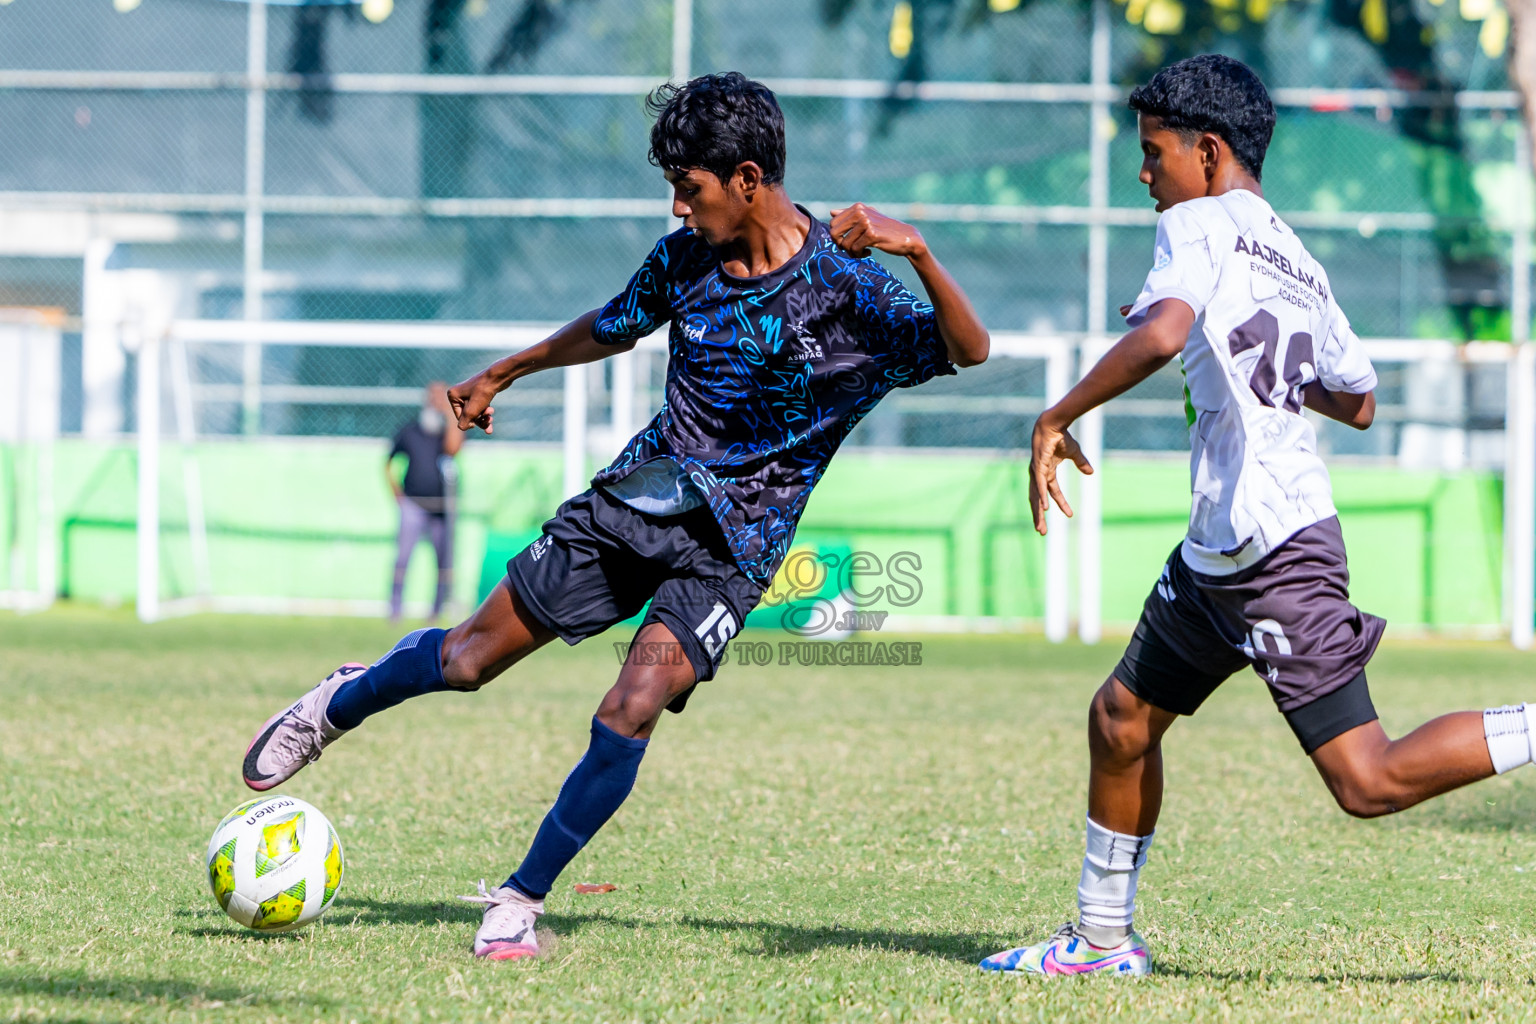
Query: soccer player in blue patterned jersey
241 71 990 959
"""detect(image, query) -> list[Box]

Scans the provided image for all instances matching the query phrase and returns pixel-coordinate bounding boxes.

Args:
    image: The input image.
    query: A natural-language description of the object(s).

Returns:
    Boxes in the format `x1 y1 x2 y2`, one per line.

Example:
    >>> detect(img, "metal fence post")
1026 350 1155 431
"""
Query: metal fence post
612 347 635 444
672 0 694 83
1086 0 1110 341
1045 339 1071 642
563 363 588 500
81 240 127 438
1079 0 1111 644
241 0 268 436
136 326 160 624
1508 125 1535 649
1078 338 1108 645
1511 344 1535 650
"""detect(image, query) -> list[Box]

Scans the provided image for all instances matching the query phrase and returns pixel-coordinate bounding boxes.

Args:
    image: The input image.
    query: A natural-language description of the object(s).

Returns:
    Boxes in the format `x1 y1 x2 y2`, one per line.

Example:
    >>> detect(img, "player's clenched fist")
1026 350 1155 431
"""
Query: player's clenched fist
828 203 928 260
447 372 499 434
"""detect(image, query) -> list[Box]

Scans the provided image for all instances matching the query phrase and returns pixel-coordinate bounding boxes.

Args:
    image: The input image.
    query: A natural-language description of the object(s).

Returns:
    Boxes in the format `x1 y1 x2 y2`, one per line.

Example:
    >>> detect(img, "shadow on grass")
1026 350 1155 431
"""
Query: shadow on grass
1415 791 1536 835
175 897 481 934
675 915 1008 963
0 972 290 1009
1156 964 1473 985
323 897 638 933
172 906 320 940
178 926 315 939
314 898 1005 962
169 901 1489 985
329 896 477 927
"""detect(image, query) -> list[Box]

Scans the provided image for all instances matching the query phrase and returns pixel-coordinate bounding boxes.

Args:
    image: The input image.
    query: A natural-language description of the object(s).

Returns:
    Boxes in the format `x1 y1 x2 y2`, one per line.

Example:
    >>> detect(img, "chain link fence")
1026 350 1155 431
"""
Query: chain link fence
0 0 1528 461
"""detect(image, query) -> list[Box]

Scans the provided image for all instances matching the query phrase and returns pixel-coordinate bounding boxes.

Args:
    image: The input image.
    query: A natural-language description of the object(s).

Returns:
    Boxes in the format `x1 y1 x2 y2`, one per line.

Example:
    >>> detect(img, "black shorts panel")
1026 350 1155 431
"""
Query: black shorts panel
641 570 763 684
1114 617 1238 716
1115 517 1387 745
505 487 762 686
505 490 654 645
1283 670 1379 754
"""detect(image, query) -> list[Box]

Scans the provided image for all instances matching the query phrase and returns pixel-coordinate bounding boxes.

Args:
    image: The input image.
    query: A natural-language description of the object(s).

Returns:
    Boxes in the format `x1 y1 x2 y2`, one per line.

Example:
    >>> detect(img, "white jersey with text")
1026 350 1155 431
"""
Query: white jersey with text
1124 189 1377 576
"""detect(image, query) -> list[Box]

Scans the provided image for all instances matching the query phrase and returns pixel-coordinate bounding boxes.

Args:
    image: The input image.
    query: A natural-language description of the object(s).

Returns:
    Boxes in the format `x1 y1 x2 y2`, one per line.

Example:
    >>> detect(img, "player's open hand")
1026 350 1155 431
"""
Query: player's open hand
829 203 927 260
1029 415 1094 535
447 372 499 435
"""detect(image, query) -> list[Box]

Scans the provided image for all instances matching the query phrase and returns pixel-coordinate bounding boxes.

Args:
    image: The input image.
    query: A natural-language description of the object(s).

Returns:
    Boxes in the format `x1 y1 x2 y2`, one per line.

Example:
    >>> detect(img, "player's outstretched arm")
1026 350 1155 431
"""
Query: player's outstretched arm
446 310 631 435
1028 298 1194 534
1303 383 1375 430
829 203 990 367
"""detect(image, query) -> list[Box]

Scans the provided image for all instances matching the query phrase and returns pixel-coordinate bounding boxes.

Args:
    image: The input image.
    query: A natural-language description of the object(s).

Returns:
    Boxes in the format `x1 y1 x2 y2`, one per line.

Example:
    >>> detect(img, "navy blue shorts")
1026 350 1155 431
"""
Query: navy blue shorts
506 487 763 687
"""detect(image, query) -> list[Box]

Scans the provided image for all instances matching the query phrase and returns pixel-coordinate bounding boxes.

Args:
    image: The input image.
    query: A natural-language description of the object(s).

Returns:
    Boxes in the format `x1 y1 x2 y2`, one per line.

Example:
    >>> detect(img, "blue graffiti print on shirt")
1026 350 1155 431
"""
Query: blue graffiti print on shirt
589 209 954 587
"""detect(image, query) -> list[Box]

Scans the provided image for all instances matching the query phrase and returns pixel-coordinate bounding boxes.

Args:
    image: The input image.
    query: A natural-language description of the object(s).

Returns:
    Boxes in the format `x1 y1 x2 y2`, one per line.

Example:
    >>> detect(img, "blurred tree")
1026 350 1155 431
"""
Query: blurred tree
471 0 1519 334
276 0 1526 335
844 0 1509 337
423 0 509 319
423 0 476 199
488 0 598 71
285 1 353 123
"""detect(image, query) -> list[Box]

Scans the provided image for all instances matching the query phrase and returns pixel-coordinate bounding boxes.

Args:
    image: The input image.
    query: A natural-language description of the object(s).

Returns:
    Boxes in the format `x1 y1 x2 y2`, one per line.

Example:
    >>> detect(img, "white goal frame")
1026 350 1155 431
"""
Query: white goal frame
135 320 1535 649
0 311 62 613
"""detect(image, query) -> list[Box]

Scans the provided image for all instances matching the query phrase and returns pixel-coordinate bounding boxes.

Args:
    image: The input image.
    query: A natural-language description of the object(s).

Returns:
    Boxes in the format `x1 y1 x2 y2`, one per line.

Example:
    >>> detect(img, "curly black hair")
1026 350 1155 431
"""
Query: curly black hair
1129 54 1276 182
646 72 786 185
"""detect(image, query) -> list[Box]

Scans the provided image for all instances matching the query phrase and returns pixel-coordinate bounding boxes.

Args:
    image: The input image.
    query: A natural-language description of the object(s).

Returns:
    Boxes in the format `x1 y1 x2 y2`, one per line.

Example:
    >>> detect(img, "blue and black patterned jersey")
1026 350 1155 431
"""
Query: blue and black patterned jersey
589 210 955 587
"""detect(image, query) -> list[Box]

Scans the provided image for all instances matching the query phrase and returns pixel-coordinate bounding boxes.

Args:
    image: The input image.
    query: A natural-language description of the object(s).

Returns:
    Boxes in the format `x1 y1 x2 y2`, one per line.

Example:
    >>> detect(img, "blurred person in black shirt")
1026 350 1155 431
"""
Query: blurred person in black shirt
387 382 463 621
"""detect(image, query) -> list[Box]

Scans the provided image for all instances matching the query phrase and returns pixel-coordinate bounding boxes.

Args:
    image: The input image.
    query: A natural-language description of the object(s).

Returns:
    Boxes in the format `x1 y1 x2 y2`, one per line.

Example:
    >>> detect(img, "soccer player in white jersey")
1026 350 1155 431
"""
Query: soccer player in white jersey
982 54 1536 977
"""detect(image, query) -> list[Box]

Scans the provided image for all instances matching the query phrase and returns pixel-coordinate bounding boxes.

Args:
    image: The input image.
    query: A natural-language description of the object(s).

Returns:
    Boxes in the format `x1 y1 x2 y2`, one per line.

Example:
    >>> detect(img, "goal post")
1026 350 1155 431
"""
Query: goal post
135 320 667 622
0 309 63 613
129 320 1534 646
133 320 1076 632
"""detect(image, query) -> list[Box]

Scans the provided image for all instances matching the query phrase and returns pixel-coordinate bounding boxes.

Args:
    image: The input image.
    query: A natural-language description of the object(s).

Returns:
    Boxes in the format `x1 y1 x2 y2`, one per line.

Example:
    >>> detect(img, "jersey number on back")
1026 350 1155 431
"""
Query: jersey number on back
1227 310 1314 414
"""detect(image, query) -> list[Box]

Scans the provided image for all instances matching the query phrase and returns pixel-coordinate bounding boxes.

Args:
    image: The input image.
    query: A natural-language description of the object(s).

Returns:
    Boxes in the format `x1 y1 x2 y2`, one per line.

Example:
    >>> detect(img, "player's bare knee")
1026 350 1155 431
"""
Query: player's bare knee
1323 764 1402 818
596 675 674 738
439 626 490 691
1331 785 1397 819
1089 683 1155 765
595 699 662 739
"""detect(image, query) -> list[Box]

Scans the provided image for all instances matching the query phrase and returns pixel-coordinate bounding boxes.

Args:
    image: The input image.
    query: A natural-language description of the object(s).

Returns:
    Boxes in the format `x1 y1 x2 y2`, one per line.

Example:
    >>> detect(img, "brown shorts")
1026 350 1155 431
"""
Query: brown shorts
1115 516 1385 752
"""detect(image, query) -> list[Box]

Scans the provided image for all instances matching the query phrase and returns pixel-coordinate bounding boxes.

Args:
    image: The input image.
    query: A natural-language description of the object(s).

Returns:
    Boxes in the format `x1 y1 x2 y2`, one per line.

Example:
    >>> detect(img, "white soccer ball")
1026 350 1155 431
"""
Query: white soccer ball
205 795 344 932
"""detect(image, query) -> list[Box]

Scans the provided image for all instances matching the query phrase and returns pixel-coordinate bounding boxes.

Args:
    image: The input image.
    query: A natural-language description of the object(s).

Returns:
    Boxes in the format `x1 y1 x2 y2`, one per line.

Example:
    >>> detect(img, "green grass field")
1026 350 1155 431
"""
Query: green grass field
6 609 1536 1022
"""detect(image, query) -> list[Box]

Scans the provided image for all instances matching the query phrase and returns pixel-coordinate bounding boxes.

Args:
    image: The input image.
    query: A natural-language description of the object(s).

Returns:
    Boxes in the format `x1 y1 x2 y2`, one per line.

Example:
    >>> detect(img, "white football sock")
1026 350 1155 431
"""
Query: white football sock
1077 816 1153 949
1483 703 1536 774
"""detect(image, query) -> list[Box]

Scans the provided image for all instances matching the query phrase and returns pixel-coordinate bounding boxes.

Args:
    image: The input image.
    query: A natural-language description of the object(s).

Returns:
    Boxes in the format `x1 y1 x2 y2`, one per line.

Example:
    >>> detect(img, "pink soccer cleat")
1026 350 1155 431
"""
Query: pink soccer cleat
242 663 366 791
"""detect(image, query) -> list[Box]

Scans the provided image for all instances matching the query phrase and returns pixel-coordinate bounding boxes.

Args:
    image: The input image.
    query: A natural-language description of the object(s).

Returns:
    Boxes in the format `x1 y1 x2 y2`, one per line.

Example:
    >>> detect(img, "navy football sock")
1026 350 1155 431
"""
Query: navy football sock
325 627 452 731
505 717 648 900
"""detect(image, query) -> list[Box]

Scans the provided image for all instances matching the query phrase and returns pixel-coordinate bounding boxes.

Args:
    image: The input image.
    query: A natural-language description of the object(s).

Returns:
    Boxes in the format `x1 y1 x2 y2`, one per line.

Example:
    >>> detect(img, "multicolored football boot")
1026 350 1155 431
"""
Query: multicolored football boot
462 881 543 961
242 663 366 791
980 922 1152 977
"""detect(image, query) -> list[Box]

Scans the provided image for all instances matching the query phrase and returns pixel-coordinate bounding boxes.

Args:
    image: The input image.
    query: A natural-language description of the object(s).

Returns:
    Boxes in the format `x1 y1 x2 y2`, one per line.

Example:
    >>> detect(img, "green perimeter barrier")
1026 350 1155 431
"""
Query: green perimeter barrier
8 439 1508 630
